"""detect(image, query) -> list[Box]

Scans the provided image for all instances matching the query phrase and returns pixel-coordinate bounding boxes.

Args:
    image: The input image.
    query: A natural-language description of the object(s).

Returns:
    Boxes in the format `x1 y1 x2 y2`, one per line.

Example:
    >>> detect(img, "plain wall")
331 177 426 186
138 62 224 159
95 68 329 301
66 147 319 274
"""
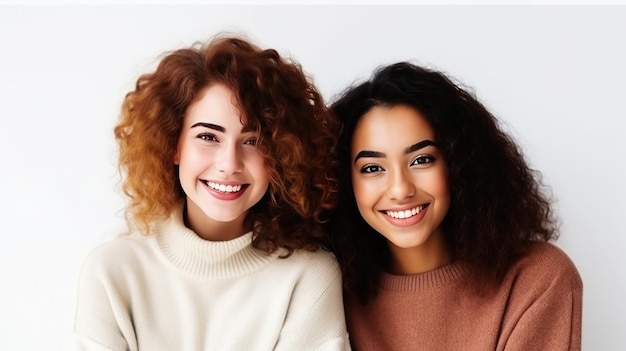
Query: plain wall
1 5 624 350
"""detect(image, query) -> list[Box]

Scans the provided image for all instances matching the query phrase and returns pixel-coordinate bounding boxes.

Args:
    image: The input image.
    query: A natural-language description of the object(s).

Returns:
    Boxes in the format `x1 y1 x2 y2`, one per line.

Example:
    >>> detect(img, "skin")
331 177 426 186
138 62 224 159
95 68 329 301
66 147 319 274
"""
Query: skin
350 104 452 275
175 84 270 241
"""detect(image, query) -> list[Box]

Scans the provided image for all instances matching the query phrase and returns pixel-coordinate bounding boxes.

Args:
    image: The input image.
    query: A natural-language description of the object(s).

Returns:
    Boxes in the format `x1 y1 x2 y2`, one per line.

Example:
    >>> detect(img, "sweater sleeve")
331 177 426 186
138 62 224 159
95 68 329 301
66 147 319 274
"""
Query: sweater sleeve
64 242 134 351
502 244 583 351
274 252 351 351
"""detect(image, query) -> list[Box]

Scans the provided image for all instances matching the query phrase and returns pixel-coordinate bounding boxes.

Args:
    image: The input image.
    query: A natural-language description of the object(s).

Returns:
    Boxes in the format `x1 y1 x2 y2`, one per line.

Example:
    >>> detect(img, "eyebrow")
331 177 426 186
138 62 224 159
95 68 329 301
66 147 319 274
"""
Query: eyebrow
191 122 225 132
353 139 437 164
404 139 437 154
190 122 252 133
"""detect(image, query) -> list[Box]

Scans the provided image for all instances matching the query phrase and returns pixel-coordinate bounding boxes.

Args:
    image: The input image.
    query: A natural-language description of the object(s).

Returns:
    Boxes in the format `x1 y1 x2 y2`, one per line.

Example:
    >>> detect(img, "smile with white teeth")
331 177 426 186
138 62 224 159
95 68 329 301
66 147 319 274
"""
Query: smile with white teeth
385 205 426 219
206 181 243 193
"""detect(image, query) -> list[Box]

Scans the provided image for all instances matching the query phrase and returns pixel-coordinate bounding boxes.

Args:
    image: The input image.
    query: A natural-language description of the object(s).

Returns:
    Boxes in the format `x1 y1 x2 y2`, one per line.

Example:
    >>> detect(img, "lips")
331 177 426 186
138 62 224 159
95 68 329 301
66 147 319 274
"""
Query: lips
204 181 244 193
379 203 430 227
200 180 249 199
384 204 428 219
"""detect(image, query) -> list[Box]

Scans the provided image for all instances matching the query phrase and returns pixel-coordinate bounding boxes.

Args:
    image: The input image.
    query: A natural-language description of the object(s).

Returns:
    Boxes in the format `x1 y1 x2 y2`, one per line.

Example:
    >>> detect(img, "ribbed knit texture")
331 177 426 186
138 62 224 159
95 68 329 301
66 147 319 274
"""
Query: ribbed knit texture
155 214 277 277
63 207 350 351
346 242 582 351
379 260 468 291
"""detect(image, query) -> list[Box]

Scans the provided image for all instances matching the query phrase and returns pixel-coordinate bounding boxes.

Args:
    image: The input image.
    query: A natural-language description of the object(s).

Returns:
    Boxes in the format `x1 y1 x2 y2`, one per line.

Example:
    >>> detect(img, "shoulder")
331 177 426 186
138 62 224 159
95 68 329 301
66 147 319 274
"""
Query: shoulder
271 249 342 288
509 241 582 292
80 233 154 279
287 248 341 273
517 241 580 276
277 250 345 314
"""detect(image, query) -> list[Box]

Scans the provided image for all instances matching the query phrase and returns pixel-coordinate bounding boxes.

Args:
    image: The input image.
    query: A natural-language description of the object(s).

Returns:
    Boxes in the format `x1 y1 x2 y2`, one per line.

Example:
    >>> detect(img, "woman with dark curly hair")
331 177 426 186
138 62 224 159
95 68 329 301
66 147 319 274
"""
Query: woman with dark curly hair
65 35 349 350
327 62 582 350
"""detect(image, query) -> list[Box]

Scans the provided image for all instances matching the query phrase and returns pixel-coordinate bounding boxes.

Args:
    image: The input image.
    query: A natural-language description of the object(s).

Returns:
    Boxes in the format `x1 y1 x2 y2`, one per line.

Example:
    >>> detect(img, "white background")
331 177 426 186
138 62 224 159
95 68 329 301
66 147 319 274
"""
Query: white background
1 4 624 350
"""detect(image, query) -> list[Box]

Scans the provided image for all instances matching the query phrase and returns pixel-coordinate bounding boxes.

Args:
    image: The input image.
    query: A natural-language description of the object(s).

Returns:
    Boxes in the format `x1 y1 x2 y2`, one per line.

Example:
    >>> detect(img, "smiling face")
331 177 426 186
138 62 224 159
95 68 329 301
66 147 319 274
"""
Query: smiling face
175 84 270 241
350 104 451 274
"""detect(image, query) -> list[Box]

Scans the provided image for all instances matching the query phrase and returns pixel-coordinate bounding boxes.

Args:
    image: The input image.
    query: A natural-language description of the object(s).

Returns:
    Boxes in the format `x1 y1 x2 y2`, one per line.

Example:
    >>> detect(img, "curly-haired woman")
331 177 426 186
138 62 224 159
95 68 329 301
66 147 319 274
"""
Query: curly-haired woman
65 35 349 350
327 62 582 350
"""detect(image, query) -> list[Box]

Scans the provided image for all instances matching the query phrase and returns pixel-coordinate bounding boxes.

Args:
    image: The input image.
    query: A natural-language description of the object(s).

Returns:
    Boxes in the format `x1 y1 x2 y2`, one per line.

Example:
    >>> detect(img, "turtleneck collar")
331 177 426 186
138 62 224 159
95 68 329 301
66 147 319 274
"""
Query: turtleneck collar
153 207 279 278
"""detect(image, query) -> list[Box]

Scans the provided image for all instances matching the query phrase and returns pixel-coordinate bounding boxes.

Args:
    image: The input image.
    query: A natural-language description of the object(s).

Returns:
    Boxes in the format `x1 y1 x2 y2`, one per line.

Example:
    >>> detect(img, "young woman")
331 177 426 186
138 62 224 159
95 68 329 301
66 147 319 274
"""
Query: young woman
328 62 582 350
65 36 349 350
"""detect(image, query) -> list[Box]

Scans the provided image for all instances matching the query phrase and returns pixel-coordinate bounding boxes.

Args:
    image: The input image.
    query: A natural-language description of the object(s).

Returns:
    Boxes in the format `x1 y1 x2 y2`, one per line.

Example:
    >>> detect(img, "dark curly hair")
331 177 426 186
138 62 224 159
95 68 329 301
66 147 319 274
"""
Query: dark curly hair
328 62 558 303
115 34 338 254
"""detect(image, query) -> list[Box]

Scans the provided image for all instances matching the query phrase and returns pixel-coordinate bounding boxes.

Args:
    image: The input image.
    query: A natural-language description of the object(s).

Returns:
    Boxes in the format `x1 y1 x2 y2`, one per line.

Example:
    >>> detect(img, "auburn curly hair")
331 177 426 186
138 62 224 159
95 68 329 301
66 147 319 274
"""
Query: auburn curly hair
328 62 558 303
114 35 338 253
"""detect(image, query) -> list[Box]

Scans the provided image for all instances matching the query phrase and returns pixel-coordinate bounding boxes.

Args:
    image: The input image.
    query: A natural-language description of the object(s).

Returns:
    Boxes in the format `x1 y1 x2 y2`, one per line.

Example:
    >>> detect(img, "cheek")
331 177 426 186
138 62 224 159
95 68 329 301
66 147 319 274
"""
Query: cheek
351 175 376 209
431 170 451 207
177 142 192 162
180 144 212 165
248 154 270 183
177 148 214 183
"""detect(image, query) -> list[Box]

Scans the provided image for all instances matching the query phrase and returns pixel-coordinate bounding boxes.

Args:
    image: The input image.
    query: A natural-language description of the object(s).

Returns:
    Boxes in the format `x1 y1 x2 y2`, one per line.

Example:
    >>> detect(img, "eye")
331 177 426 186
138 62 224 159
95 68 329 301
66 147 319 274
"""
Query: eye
411 155 434 166
360 164 384 174
243 137 257 146
198 133 218 142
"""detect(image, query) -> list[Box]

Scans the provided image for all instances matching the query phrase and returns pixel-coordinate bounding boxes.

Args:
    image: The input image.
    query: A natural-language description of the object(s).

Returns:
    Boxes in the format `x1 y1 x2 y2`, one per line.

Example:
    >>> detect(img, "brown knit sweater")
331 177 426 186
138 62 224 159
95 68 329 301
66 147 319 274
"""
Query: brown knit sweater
345 242 583 351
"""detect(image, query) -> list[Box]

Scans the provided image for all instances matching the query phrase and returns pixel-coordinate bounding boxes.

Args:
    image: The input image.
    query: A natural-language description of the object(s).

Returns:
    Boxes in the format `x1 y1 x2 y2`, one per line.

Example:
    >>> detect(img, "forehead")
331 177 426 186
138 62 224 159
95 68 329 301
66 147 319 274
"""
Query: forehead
351 104 435 152
184 84 244 124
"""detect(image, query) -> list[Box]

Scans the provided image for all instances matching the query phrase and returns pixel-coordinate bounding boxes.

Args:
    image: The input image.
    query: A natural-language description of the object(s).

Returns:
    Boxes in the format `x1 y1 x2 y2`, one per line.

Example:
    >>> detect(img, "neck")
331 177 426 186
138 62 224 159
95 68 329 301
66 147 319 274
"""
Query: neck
386 229 451 275
183 200 251 241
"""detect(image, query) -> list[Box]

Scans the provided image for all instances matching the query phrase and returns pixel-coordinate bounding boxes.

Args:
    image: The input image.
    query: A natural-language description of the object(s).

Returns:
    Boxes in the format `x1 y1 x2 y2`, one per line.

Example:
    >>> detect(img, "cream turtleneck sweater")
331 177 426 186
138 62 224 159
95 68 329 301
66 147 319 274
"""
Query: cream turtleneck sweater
64 209 350 351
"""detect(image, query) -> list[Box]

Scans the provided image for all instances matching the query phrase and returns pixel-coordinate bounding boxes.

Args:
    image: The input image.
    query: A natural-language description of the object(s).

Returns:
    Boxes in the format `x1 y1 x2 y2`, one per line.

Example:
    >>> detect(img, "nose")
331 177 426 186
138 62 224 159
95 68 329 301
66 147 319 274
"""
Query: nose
215 143 243 174
387 168 415 201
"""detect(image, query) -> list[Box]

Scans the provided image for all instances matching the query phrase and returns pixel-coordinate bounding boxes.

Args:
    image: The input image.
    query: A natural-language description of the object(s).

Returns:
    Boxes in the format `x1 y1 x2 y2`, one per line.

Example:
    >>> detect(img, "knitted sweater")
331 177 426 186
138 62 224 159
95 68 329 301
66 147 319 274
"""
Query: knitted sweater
64 208 350 351
345 242 582 351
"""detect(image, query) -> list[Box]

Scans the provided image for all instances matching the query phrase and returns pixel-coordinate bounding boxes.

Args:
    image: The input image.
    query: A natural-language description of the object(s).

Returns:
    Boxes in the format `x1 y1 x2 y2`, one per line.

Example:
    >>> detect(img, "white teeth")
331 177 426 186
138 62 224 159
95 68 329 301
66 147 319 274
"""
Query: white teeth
386 206 424 219
207 181 242 193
